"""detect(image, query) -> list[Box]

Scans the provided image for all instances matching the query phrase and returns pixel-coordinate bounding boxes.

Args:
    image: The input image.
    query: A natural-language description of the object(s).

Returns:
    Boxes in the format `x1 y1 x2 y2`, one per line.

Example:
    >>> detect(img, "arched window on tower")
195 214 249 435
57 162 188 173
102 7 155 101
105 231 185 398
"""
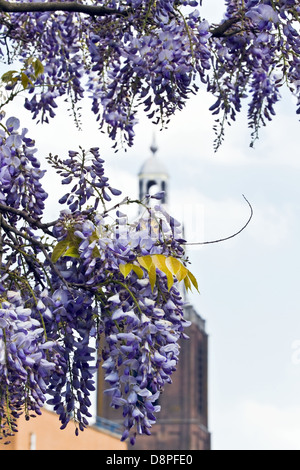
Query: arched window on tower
146 180 160 207
146 180 159 195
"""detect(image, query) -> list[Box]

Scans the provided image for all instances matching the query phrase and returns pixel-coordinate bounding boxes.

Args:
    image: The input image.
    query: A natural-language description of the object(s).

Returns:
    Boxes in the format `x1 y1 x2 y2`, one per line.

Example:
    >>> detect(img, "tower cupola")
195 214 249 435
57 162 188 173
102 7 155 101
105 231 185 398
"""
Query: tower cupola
138 136 168 205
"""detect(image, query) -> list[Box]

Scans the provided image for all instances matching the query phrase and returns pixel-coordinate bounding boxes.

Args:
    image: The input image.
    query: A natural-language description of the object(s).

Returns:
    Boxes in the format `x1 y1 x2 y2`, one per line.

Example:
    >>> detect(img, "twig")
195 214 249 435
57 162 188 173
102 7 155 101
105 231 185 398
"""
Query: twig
0 216 70 289
184 195 253 246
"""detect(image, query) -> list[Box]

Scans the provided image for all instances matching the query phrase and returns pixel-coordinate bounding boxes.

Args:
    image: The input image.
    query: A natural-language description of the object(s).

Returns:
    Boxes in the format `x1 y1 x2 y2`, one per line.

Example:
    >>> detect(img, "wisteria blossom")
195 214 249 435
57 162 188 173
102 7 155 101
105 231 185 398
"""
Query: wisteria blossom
0 0 299 445
0 115 193 444
0 1 299 148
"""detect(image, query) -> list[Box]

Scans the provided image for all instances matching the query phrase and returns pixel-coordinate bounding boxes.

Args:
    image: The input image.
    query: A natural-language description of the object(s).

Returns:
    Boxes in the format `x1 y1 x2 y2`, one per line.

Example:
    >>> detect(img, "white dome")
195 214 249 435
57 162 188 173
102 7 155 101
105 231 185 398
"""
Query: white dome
138 155 168 177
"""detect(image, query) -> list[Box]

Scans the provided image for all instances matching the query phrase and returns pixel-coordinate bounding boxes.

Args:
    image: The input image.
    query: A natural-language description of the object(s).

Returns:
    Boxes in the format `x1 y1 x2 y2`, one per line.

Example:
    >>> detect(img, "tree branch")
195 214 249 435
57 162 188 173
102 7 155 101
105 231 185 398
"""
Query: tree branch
210 17 241 38
0 202 55 236
0 0 127 17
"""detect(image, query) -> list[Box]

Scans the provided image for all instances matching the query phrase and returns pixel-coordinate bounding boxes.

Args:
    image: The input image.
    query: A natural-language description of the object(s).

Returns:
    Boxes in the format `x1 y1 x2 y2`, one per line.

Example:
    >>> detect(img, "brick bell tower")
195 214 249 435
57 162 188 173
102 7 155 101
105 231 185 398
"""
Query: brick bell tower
96 139 210 450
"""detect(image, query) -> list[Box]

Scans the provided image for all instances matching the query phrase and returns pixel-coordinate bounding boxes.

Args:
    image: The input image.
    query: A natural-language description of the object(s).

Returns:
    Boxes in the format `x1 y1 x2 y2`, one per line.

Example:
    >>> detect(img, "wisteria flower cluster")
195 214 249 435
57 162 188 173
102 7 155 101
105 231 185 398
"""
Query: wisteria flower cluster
208 0 300 148
0 0 211 146
0 290 57 442
0 1 299 149
0 113 194 444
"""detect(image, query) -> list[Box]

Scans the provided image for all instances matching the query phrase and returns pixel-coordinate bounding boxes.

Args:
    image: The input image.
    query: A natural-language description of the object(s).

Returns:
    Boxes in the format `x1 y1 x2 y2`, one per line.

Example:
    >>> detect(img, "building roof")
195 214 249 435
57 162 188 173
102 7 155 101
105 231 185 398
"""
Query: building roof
138 154 169 177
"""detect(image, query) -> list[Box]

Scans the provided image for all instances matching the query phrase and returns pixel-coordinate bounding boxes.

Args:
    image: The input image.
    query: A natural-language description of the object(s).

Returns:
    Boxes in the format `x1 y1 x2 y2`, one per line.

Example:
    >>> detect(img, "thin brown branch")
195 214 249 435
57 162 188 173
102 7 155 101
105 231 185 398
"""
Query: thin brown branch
0 0 127 16
184 195 253 246
0 216 71 289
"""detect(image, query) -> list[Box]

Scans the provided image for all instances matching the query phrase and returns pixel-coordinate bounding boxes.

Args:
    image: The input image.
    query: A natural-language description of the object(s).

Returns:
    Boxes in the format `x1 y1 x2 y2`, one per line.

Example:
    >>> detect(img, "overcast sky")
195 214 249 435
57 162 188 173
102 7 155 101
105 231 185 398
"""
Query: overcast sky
3 0 300 450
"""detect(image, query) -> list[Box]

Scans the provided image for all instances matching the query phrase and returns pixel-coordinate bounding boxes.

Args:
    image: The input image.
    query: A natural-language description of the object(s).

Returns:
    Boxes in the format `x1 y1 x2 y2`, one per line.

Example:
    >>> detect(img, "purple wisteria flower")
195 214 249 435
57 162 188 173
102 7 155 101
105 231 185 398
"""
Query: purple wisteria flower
0 1 299 148
206 0 300 148
0 115 47 219
0 290 57 442
246 4 279 29
45 163 190 442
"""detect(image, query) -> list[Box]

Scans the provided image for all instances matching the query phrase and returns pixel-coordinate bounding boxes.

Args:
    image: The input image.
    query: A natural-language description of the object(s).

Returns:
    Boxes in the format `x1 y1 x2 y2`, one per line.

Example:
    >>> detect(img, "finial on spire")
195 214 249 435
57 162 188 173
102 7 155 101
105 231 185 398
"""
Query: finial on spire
150 133 158 156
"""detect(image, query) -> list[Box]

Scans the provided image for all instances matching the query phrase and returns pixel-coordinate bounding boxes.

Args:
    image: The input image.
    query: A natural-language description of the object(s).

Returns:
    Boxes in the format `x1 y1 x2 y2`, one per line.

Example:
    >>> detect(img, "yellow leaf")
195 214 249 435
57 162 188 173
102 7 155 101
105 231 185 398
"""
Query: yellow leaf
166 256 188 282
119 263 134 278
137 255 153 271
151 254 167 271
176 264 189 283
165 256 181 275
184 275 192 292
137 256 156 291
148 263 156 292
187 270 200 293
64 246 80 258
151 254 174 291
131 265 144 279
136 254 199 293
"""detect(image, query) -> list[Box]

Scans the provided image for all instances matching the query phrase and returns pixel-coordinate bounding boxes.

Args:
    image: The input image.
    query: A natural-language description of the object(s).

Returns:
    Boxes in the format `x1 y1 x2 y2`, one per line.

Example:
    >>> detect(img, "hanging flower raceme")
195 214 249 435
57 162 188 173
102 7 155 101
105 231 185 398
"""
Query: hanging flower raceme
1 1 300 149
207 0 300 148
0 290 57 442
0 114 48 221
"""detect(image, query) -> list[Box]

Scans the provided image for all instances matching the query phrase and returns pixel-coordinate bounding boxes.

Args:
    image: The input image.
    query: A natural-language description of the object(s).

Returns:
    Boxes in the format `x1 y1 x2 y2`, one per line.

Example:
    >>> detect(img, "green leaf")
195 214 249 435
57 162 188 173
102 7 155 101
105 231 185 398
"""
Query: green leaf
1 70 18 83
51 239 70 263
34 59 44 78
92 246 101 258
90 230 99 243
21 72 29 90
64 246 80 258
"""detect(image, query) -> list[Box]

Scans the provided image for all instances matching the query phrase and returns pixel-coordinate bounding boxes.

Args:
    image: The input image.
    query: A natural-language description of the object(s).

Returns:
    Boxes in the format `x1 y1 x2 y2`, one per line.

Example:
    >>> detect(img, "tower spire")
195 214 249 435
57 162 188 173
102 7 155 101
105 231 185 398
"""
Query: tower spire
150 134 158 156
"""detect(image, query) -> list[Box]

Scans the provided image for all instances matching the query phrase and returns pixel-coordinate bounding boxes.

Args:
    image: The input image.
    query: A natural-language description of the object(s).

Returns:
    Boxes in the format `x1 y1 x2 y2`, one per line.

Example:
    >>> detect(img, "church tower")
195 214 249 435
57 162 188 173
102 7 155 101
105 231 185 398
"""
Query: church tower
138 136 168 207
96 139 211 450
131 139 211 450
